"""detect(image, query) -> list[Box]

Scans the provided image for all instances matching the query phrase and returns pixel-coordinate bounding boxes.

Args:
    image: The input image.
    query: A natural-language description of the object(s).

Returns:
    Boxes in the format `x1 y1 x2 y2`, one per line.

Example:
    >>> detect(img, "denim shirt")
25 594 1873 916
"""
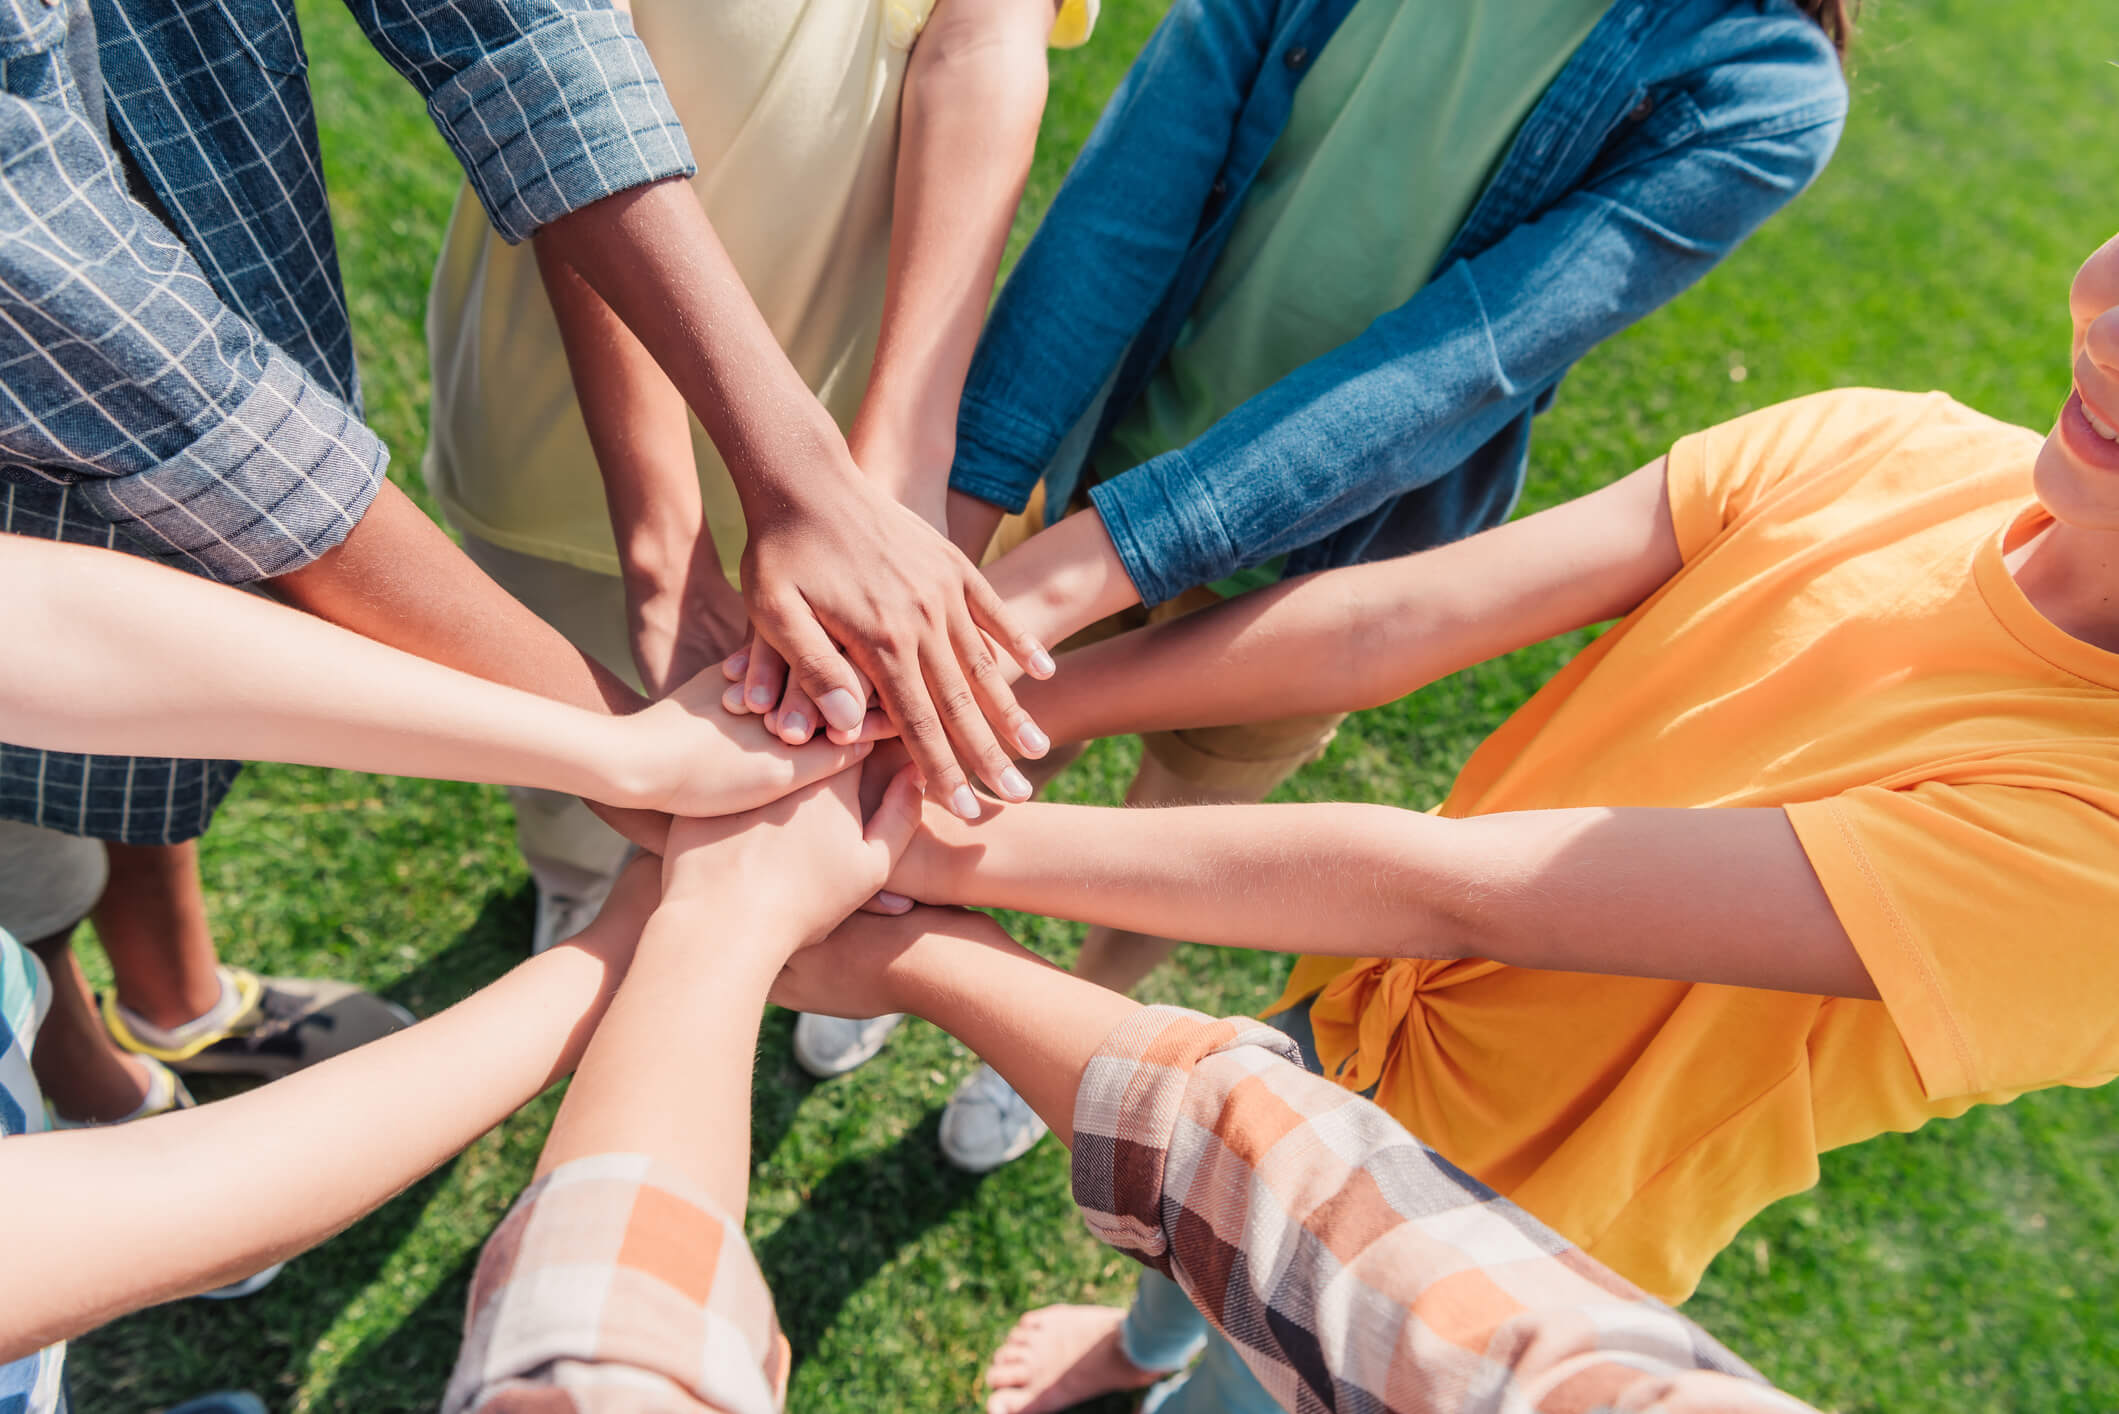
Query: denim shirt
0 0 693 843
952 0 1847 606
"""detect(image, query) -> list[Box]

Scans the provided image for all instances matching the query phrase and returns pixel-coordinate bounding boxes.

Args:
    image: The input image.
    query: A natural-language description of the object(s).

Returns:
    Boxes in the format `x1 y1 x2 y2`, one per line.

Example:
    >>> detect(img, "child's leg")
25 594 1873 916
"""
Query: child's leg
0 820 158 1121
1141 1326 1283 1414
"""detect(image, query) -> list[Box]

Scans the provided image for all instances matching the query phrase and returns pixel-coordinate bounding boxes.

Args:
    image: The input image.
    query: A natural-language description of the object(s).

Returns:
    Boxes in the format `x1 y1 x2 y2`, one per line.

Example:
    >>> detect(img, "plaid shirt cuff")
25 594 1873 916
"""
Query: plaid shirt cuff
76 349 385 584
447 1153 788 1414
1070 1006 1301 1266
430 8 696 245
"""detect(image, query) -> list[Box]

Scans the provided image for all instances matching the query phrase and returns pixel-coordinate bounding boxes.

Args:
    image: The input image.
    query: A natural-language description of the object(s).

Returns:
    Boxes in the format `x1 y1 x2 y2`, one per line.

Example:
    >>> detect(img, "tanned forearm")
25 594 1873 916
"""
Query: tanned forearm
1006 460 1683 745
533 180 855 515
852 0 1055 512
269 478 642 714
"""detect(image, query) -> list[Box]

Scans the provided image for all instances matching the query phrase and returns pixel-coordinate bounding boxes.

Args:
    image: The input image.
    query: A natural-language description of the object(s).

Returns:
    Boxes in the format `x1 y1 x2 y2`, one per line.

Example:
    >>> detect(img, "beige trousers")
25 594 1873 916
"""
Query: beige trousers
458 535 638 899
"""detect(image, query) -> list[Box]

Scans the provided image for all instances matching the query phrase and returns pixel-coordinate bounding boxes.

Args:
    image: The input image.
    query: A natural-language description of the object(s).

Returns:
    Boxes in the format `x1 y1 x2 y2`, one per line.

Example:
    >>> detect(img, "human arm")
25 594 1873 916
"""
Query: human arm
0 859 663 1361
734 0 1069 744
960 33 1848 606
850 0 1066 523
1010 458 1680 741
773 914 1823 1413
944 0 1281 525
893 797 1877 999
0 535 866 820
445 770 925 1414
346 0 1052 809
534 245 750 697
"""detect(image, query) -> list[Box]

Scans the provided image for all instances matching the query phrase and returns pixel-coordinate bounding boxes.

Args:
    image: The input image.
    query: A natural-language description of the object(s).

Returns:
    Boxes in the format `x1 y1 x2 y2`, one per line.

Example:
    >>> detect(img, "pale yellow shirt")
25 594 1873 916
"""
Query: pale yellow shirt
425 0 1096 581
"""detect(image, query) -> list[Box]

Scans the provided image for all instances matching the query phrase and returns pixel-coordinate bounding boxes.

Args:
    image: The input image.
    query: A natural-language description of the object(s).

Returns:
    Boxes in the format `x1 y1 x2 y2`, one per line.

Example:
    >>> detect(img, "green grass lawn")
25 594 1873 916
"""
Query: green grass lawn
65 3 2119 1410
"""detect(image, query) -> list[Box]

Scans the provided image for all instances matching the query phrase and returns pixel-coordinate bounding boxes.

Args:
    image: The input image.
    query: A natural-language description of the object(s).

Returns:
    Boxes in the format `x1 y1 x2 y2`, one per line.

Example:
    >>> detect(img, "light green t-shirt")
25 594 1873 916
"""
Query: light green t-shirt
1095 0 1614 595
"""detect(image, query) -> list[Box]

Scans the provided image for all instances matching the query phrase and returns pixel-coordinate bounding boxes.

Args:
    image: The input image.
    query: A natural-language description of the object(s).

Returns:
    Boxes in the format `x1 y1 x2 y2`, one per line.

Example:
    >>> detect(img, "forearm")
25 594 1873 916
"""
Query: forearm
982 504 1140 648
869 910 1138 1148
269 478 642 714
533 180 855 513
852 1 1052 505
1 536 666 804
915 801 1446 957
1011 462 1681 744
913 799 1875 997
0 929 636 1358
536 242 713 608
534 899 785 1215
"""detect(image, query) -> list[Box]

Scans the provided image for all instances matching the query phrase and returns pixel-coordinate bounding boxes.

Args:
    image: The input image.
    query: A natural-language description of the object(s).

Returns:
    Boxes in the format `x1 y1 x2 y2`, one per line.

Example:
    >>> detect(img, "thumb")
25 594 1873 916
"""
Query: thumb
862 764 925 870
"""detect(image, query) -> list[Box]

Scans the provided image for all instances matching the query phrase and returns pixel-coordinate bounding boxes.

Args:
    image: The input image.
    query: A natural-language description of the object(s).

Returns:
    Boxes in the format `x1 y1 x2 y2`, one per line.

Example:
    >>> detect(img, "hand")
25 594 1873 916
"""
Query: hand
735 477 1055 820
615 668 874 819
625 554 750 699
881 785 992 906
768 905 1007 1019
661 763 926 948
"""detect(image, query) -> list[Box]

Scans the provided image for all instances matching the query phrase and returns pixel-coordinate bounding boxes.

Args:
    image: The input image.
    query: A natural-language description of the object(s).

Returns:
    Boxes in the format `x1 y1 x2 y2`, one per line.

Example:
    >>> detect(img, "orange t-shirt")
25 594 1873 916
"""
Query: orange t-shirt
1277 389 2119 1302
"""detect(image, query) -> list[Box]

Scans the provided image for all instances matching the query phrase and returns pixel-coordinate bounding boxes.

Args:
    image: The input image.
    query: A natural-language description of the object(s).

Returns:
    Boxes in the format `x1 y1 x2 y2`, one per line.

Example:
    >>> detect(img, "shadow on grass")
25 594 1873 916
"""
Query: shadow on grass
756 1107 986 1356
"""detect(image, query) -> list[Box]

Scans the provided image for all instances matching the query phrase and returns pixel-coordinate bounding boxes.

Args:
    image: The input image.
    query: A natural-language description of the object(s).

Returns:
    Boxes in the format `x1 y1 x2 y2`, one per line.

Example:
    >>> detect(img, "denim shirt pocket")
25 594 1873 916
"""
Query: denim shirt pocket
213 0 307 74
0 0 67 62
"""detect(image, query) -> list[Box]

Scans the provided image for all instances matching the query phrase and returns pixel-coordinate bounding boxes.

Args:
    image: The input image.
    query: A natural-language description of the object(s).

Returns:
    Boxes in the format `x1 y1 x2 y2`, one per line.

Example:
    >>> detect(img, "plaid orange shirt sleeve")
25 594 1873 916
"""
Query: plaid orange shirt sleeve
1072 1006 1822 1414
444 1153 790 1414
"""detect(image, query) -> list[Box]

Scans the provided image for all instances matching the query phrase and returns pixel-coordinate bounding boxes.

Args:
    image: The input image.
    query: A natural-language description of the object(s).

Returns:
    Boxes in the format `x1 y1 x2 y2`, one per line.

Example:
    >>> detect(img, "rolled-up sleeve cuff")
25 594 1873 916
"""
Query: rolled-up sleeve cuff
1070 1006 1303 1261
1086 449 1237 607
429 9 696 244
79 350 385 584
950 396 1057 514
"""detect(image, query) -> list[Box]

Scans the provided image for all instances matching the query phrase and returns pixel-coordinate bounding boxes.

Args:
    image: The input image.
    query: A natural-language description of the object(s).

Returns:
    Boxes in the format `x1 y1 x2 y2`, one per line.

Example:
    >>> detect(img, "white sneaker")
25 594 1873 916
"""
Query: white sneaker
791 1012 904 1078
940 1062 1048 1173
531 872 619 956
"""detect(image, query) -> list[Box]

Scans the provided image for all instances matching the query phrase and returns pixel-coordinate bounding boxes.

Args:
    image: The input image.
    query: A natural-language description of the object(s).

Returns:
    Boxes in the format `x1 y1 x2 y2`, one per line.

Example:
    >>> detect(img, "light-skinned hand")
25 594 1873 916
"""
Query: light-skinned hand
613 666 874 820
732 479 1055 820
767 906 1010 1020
660 762 926 950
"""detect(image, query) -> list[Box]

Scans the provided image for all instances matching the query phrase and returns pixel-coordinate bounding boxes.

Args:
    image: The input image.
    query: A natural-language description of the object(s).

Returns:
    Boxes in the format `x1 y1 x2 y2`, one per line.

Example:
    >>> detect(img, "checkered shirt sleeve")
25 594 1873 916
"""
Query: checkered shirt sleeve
447 1153 790 1414
0 11 387 582
1073 1006 1821 1414
350 0 695 243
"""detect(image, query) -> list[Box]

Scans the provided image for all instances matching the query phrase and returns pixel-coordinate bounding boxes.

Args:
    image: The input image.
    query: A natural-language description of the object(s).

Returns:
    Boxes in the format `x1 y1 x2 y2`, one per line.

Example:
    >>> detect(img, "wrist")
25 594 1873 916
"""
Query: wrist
644 897 797 978
988 509 1137 648
571 712 668 811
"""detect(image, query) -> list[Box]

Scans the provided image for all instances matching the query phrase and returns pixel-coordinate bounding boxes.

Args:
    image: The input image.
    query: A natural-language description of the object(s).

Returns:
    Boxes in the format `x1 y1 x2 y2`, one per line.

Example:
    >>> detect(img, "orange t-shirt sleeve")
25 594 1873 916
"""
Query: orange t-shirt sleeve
1786 782 2119 1101
1665 389 1944 561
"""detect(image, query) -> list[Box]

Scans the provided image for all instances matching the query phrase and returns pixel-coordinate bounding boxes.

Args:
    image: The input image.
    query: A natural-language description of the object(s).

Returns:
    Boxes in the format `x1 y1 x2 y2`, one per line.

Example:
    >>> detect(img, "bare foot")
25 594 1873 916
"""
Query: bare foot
984 1304 1172 1414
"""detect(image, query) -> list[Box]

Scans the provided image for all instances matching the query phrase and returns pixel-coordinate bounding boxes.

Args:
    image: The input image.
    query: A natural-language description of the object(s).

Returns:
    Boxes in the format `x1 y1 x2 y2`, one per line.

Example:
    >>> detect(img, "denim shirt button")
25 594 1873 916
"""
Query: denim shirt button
1211 177 1228 194
1630 95 1655 121
1284 44 1309 68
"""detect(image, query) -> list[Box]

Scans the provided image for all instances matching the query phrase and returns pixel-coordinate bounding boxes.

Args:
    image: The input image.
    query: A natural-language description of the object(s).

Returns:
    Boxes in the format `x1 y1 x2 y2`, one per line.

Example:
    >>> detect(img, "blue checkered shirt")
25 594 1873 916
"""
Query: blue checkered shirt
0 0 693 843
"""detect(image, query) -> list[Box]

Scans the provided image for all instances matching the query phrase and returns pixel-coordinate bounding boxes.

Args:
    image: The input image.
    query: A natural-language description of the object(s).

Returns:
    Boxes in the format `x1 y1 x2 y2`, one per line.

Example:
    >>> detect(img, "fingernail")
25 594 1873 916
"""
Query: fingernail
876 890 913 912
781 711 808 741
725 651 748 677
999 767 1032 801
722 683 747 713
817 688 863 730
1030 648 1056 678
747 683 775 711
951 785 982 820
1017 722 1050 756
